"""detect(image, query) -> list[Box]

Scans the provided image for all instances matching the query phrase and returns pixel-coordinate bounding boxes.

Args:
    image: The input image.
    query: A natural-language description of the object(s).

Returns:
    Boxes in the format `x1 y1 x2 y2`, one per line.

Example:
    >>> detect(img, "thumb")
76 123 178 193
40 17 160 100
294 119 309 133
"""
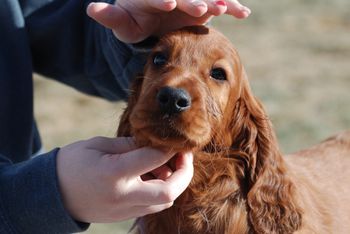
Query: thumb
86 2 149 43
110 147 176 177
85 137 139 154
86 2 128 30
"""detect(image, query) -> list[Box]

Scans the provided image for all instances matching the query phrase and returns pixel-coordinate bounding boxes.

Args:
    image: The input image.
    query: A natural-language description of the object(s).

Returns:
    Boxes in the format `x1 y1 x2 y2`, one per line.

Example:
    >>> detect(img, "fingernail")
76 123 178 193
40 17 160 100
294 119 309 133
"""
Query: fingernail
215 0 227 7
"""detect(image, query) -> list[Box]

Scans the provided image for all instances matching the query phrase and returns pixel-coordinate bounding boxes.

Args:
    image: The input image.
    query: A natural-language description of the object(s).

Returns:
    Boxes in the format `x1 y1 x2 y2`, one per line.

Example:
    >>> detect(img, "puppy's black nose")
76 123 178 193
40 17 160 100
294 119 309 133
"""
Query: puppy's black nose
157 86 191 114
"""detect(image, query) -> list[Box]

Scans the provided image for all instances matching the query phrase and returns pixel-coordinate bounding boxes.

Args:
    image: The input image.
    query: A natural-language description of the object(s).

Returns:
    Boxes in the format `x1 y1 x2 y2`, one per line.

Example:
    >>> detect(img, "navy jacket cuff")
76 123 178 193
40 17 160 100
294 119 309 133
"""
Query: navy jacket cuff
0 149 89 234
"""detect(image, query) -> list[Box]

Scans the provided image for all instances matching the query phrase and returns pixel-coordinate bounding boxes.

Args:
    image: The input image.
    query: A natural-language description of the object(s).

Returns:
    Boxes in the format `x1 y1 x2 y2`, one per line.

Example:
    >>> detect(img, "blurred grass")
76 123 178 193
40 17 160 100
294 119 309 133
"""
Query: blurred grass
34 0 350 233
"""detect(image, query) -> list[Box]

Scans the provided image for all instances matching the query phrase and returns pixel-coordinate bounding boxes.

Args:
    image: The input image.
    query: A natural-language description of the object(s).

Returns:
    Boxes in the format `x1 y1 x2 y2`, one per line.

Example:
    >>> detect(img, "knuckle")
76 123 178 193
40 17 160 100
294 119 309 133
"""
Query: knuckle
164 201 174 209
159 186 178 203
89 136 105 142
81 136 103 146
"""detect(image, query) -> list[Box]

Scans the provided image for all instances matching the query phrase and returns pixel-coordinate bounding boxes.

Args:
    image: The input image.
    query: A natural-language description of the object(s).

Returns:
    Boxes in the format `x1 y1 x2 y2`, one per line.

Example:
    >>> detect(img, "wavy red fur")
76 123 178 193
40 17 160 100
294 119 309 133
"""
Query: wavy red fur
117 26 350 234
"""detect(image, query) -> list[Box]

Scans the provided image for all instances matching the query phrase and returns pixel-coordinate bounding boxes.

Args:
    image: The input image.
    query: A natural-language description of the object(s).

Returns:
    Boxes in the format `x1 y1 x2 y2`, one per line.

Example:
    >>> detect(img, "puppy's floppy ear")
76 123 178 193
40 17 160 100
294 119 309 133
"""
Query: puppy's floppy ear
230 70 302 233
117 75 144 137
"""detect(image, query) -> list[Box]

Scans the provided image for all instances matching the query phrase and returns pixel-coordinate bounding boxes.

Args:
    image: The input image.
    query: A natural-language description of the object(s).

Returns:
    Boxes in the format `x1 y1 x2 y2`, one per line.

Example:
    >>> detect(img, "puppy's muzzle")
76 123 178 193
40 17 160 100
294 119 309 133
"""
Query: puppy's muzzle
156 86 191 115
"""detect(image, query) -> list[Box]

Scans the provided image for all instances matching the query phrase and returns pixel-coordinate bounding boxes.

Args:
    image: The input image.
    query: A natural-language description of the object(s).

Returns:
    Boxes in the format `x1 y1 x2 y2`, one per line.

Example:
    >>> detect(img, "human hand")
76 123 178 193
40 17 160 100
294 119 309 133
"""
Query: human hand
86 0 251 43
56 136 193 222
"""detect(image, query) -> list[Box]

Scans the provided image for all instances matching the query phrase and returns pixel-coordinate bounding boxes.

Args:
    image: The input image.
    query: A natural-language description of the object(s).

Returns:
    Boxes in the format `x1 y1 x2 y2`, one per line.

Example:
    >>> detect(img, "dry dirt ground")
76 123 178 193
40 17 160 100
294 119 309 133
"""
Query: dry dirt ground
33 0 350 233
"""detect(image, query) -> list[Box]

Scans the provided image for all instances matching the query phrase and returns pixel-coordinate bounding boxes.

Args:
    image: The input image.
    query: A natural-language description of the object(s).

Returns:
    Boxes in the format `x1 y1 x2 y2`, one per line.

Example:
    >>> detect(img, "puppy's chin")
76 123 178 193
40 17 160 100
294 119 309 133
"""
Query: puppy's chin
131 126 211 152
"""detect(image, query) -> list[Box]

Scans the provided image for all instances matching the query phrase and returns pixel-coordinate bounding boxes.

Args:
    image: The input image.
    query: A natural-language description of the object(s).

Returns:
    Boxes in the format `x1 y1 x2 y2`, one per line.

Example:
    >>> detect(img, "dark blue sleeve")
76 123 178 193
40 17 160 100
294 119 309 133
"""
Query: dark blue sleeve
26 0 149 101
0 149 89 234
0 0 154 233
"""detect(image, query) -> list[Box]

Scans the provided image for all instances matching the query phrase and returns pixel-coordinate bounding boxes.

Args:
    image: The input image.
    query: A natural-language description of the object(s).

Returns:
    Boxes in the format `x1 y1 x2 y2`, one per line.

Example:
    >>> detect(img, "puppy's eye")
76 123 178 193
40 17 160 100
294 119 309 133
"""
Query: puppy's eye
153 53 167 66
210 68 227 81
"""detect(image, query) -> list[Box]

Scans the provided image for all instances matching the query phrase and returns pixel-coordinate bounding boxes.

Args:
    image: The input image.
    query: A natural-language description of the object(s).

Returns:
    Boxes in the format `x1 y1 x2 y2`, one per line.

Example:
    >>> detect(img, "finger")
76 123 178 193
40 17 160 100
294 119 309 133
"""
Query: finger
225 0 251 18
163 151 194 190
150 164 173 180
87 2 129 29
145 0 177 12
128 152 193 205
141 164 173 181
133 202 174 217
112 147 175 177
87 2 146 43
205 0 228 16
86 136 138 154
176 0 209 17
115 202 174 221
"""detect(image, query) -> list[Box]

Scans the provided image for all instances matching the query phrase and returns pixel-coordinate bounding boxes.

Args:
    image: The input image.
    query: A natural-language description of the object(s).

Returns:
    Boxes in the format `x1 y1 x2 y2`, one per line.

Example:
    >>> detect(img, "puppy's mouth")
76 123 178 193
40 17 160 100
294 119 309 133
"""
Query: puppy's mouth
129 87 211 151
130 111 202 151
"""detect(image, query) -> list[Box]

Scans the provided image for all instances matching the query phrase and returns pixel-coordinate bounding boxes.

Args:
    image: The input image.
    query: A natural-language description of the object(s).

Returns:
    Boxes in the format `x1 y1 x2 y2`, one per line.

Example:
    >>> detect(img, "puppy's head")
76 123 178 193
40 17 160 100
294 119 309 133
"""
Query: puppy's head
123 26 244 151
118 26 303 233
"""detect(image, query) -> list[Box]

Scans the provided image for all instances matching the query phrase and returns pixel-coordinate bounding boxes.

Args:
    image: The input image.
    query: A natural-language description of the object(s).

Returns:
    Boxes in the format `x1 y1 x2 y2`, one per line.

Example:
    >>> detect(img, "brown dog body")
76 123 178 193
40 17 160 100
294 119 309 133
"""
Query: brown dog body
117 26 350 234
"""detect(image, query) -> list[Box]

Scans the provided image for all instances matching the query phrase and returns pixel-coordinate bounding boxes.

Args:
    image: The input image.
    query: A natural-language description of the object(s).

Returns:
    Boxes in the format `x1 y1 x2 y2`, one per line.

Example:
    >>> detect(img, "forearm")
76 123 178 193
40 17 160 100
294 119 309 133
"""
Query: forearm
0 150 89 234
